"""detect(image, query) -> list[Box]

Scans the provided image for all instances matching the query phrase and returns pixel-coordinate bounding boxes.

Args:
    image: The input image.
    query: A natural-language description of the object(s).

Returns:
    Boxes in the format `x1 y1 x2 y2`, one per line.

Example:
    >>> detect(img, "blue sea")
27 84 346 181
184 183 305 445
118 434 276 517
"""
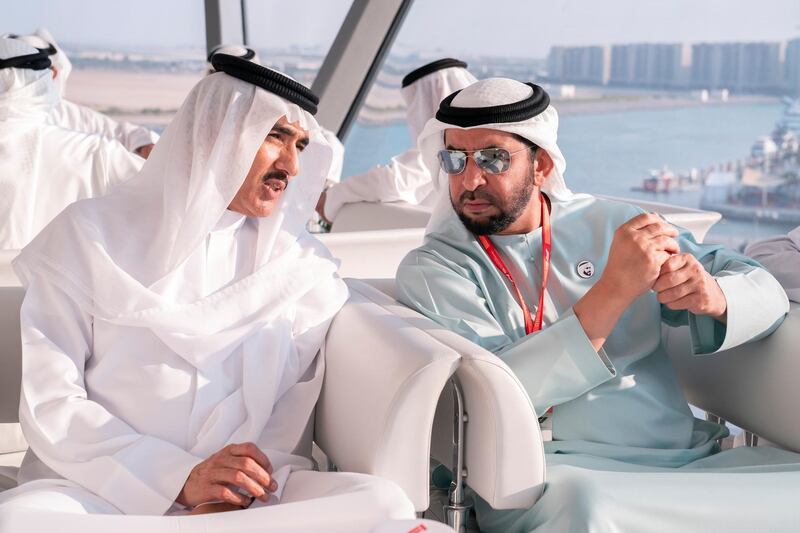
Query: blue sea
343 102 795 247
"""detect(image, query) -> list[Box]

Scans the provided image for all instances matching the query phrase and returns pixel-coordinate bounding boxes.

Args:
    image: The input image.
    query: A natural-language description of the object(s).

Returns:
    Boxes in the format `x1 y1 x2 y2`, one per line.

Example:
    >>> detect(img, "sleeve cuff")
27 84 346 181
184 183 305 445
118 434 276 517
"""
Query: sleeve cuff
323 184 348 221
499 309 616 413
689 270 789 354
96 437 202 515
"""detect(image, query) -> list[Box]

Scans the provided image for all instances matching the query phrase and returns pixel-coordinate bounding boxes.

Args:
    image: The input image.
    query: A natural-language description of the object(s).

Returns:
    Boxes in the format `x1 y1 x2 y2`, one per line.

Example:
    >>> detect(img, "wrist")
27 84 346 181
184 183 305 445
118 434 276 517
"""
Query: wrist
593 275 635 310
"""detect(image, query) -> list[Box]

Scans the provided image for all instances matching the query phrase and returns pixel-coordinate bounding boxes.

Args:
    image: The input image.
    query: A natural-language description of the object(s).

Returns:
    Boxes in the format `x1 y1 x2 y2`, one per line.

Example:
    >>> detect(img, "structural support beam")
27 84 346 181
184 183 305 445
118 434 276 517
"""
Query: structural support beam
204 0 246 57
312 0 415 138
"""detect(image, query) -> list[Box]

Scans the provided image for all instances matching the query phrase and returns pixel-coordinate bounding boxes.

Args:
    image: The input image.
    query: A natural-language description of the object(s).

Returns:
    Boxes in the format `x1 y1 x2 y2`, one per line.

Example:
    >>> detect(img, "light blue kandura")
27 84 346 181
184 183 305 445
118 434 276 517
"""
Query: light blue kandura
396 194 800 533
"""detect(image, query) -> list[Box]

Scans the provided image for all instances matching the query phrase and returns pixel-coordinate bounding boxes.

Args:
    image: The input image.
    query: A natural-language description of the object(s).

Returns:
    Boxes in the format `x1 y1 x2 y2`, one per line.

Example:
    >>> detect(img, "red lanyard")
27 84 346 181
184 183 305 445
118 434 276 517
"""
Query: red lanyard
477 193 552 335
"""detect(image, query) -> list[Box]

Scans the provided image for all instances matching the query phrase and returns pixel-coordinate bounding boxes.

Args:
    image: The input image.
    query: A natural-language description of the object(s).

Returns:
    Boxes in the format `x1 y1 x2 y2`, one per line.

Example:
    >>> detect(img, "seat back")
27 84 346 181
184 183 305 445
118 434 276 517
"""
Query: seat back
0 286 24 424
664 304 800 453
0 285 27 461
331 202 432 233
318 228 424 279
352 279 545 510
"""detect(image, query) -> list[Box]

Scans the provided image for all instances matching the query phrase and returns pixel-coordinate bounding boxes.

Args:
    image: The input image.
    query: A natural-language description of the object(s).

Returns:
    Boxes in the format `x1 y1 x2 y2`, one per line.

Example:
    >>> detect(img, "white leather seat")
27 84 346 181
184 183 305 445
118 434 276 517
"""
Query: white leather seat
663 303 800 452
350 279 546 511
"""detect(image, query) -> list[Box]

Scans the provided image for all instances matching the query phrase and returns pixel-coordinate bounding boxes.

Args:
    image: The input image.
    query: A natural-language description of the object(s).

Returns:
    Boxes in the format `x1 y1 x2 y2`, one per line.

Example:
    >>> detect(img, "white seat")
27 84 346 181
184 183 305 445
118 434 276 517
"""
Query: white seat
331 201 432 233
319 228 424 279
350 279 546 511
663 303 800 452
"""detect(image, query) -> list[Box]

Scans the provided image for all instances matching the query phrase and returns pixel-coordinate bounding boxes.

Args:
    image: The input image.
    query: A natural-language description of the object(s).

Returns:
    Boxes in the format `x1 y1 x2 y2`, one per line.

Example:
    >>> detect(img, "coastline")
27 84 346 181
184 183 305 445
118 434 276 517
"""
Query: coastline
65 68 780 128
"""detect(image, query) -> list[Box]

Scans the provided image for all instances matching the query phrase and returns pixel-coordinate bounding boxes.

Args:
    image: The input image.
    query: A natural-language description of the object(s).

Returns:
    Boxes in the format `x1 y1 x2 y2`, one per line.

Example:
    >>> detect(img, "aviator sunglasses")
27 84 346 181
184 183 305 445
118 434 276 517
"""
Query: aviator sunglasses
438 145 536 175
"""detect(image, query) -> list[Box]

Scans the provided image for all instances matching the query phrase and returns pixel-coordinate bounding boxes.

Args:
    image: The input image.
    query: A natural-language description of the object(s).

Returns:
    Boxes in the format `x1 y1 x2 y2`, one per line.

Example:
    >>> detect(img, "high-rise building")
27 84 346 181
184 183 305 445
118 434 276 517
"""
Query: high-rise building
691 42 783 93
546 45 610 85
548 39 790 95
784 38 800 96
608 43 690 88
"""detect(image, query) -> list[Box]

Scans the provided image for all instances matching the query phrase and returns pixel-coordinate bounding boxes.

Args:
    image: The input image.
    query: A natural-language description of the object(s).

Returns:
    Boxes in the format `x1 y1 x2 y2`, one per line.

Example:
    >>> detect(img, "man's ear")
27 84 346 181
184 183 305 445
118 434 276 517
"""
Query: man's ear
533 149 554 187
50 66 59 80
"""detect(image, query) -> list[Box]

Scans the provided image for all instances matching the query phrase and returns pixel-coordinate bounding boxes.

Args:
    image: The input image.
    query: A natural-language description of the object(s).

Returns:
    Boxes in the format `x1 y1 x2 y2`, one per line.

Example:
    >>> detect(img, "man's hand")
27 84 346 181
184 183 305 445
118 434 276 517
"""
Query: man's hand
176 442 277 510
652 253 727 322
574 213 679 352
134 143 155 159
600 213 680 303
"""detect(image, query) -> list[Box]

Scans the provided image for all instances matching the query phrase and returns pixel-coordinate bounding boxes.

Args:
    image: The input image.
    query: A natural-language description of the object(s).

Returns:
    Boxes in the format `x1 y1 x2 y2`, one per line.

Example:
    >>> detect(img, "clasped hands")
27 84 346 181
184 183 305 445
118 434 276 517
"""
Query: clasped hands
602 213 727 322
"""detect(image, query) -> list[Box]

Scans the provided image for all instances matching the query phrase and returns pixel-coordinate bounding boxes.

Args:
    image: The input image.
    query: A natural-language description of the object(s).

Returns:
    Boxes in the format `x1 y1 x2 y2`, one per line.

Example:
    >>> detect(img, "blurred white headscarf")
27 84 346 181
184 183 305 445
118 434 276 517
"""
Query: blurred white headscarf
401 60 478 143
0 37 58 120
5 28 72 96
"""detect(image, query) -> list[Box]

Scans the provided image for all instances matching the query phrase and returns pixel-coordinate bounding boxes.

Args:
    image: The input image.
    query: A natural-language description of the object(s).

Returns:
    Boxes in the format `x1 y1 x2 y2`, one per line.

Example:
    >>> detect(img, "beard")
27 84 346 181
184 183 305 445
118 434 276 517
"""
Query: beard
452 175 536 235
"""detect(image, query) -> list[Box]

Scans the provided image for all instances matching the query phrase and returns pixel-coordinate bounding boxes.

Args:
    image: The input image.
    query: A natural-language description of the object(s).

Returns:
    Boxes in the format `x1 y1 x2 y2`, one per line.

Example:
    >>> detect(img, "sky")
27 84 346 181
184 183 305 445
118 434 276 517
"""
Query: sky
5 0 800 58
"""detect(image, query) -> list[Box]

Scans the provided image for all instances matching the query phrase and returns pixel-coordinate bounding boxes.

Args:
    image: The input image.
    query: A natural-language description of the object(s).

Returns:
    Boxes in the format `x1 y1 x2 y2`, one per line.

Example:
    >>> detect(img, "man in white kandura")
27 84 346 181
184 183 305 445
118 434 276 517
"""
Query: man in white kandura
0 54 413 531
316 58 476 225
396 77 800 532
746 225 800 302
0 37 142 250
6 28 159 158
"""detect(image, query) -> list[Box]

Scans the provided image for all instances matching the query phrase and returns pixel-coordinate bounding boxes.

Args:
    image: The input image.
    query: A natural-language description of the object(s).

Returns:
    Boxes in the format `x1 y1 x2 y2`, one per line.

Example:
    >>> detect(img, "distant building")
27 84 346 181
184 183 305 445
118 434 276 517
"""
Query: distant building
785 38 800 96
547 38 795 95
547 45 609 85
691 41 783 94
609 43 690 88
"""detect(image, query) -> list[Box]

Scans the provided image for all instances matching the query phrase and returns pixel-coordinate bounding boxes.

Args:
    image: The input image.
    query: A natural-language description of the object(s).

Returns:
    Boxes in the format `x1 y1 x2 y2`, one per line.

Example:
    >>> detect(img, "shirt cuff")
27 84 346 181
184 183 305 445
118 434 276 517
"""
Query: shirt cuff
97 437 202 515
323 184 349 221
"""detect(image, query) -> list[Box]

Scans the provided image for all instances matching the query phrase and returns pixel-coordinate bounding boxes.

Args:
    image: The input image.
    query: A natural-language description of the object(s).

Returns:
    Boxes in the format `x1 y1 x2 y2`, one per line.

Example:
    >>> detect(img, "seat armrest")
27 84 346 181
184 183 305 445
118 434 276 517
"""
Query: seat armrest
315 285 460 512
348 279 546 510
664 304 800 452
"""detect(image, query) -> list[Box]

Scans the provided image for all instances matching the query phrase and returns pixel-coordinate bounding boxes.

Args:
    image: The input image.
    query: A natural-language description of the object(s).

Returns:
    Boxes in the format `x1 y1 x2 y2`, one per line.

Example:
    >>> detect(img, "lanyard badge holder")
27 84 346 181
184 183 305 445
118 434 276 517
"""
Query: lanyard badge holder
476 192 554 433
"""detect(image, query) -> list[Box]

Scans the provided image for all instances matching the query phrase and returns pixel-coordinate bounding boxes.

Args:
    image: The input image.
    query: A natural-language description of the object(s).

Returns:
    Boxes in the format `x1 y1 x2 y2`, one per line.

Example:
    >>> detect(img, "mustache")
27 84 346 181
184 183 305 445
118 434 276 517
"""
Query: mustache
261 171 289 185
459 190 496 205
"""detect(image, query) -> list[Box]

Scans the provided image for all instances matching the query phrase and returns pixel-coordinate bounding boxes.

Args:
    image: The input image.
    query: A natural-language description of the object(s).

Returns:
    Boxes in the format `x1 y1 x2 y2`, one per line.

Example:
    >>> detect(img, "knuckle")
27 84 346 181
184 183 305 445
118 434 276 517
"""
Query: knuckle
234 471 248 485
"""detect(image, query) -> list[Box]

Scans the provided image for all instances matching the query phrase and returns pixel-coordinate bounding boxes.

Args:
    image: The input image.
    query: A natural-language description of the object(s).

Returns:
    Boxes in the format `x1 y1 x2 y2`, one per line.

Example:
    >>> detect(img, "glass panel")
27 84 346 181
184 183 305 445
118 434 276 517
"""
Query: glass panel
243 0 352 86
343 0 800 247
6 0 207 132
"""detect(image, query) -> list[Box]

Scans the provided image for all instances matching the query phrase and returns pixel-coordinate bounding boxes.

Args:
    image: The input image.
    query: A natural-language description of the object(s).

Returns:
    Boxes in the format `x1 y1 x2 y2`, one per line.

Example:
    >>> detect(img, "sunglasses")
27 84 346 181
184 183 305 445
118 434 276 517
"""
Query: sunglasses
437 145 536 175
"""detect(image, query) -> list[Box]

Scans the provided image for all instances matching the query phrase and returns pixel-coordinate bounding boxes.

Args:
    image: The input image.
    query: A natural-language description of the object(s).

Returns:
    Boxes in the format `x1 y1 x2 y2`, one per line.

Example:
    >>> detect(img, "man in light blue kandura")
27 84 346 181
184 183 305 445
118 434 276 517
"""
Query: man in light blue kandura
395 77 800 532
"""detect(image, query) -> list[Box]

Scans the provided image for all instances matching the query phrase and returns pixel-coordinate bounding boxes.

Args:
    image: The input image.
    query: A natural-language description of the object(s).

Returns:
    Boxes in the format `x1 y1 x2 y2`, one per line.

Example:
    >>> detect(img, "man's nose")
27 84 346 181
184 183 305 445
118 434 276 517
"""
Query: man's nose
461 157 486 191
275 144 300 177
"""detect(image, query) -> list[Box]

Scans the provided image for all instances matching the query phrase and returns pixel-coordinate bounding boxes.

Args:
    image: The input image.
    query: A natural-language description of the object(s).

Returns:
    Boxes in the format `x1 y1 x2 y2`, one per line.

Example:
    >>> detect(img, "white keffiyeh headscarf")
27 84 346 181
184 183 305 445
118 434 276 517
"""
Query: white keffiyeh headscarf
416 77 585 235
